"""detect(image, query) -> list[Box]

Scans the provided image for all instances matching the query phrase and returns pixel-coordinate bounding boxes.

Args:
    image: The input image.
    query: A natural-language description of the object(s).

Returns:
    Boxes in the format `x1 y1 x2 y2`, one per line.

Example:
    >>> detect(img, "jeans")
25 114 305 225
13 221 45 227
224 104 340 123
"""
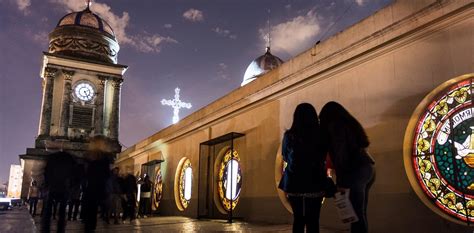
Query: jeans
40 192 68 233
29 197 38 216
288 196 323 233
67 199 80 220
348 163 375 233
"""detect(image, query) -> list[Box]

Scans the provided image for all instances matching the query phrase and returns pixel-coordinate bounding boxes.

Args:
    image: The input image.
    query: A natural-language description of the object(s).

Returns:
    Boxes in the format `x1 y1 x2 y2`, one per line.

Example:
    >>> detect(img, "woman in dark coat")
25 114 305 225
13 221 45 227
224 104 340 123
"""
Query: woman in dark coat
319 101 375 233
279 103 327 233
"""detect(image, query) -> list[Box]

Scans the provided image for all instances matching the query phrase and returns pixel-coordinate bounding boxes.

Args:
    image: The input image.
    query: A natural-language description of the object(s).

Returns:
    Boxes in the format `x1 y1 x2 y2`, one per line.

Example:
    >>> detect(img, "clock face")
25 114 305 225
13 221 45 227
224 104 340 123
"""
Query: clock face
74 82 95 102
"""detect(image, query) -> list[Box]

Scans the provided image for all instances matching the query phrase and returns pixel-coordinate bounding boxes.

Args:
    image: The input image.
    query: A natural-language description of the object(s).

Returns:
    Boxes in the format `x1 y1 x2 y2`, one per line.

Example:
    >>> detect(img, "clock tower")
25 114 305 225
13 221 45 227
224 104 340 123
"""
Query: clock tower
19 5 128 198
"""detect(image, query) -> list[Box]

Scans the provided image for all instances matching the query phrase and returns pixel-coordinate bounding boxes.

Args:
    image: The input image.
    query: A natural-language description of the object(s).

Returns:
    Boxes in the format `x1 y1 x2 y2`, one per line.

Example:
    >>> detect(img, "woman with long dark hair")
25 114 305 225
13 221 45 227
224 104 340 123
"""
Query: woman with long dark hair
319 101 375 233
279 103 327 233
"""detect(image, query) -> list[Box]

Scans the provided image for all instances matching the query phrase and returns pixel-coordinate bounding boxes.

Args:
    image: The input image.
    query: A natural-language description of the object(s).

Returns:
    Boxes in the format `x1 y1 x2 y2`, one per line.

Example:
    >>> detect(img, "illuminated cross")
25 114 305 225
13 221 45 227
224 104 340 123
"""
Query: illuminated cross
161 87 192 124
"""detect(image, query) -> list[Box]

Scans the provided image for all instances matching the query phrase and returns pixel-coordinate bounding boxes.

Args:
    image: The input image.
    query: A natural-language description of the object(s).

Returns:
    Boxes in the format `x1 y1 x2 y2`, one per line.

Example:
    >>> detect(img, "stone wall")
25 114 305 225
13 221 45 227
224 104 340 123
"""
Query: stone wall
116 1 473 231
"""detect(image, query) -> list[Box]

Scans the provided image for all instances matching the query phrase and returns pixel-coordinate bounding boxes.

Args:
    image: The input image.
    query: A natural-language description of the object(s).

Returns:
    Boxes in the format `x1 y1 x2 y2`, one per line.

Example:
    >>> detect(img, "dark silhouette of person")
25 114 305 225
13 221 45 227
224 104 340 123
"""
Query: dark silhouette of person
41 151 76 233
138 174 152 218
122 168 138 222
67 164 84 221
319 101 375 233
278 103 328 233
106 167 123 224
82 135 113 232
28 180 39 216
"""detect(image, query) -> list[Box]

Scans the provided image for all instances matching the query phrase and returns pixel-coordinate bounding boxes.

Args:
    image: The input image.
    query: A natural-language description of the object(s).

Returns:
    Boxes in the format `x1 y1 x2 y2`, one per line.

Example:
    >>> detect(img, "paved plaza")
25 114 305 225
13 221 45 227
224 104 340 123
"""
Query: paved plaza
0 206 346 233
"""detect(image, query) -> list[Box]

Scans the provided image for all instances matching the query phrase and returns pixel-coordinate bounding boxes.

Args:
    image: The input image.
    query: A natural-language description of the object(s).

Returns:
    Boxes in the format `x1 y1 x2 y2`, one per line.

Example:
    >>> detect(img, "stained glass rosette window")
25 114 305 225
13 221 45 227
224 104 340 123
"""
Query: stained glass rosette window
217 149 242 211
153 168 163 209
407 75 474 224
175 157 192 211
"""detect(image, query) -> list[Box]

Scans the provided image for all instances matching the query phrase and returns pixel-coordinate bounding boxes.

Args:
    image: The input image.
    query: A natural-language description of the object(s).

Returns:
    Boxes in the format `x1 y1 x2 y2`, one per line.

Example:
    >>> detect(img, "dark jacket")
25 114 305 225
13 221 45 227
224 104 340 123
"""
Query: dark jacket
278 132 326 193
44 151 76 195
84 153 111 201
326 121 375 188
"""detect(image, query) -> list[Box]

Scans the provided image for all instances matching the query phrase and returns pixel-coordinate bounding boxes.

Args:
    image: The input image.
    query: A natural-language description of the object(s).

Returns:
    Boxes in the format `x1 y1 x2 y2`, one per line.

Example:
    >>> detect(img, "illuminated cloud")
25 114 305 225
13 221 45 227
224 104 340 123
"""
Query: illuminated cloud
260 9 320 56
132 34 178 53
217 63 230 80
164 24 173 29
212 27 236 40
356 0 365 6
51 0 176 53
15 0 31 14
32 31 49 45
183 8 204 22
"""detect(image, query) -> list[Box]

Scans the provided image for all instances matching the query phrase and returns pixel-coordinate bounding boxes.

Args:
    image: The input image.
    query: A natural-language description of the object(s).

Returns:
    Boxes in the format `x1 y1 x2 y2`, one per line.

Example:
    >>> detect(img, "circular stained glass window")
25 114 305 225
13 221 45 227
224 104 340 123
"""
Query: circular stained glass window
217 149 242 211
174 157 192 211
404 74 474 225
153 168 163 209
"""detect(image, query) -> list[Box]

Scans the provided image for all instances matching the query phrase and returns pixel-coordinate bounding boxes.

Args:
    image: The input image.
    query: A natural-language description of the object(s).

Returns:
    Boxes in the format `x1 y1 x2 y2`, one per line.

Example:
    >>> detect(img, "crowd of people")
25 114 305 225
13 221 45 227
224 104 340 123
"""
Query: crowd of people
27 136 153 233
279 102 375 233
29 101 374 233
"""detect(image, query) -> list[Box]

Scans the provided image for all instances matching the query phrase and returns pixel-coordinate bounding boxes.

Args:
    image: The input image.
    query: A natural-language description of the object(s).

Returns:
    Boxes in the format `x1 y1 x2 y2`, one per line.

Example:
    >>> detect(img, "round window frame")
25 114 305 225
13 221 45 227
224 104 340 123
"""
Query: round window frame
214 147 242 213
174 157 192 211
403 73 474 225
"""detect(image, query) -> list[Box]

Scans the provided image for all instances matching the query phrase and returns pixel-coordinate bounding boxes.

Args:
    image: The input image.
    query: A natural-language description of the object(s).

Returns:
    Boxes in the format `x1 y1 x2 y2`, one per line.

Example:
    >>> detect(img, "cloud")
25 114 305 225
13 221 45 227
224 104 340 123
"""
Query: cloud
15 0 31 14
212 27 236 40
183 8 204 22
32 31 49 45
131 34 178 53
164 24 173 29
216 63 230 80
260 9 320 56
50 0 176 53
355 0 365 6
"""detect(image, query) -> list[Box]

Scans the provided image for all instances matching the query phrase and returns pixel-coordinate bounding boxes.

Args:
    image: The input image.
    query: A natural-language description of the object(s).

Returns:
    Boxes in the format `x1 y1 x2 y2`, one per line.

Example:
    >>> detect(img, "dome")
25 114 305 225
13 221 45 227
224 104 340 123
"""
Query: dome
56 8 115 38
48 6 120 64
241 47 283 86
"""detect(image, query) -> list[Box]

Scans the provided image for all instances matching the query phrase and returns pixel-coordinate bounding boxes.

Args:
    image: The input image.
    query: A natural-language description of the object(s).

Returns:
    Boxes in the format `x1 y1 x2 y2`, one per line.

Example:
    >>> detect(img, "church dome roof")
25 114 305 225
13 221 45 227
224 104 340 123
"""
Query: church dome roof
241 47 283 86
48 6 120 64
56 8 115 38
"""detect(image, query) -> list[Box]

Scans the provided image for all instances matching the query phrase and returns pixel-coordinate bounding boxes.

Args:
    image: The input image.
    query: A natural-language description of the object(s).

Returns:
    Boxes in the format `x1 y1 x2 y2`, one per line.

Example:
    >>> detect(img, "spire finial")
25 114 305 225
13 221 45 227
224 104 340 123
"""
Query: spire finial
266 8 271 51
85 0 92 10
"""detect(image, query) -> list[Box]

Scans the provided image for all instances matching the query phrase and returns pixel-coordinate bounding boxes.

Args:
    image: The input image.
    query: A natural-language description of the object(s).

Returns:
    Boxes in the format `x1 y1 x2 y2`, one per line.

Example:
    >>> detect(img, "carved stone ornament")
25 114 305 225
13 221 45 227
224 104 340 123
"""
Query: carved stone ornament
44 67 58 78
48 26 119 64
62 69 75 81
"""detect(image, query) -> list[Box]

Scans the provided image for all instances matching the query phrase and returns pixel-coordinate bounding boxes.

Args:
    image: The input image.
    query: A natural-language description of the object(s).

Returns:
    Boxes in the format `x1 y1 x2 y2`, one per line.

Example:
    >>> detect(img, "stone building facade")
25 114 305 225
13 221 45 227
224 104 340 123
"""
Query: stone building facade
19 6 127 198
115 0 473 232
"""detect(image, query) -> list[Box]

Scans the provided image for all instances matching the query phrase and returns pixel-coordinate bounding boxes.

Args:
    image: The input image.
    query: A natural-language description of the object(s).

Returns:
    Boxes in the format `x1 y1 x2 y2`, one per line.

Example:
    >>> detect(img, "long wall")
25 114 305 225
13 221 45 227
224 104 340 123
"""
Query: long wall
116 1 474 232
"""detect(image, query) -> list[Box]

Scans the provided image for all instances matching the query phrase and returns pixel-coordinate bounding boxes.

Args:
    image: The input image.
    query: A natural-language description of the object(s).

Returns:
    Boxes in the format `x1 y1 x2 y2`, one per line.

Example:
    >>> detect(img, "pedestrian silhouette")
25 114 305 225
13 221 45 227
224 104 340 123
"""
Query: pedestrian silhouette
82 135 114 232
279 103 328 233
40 150 76 233
320 101 375 233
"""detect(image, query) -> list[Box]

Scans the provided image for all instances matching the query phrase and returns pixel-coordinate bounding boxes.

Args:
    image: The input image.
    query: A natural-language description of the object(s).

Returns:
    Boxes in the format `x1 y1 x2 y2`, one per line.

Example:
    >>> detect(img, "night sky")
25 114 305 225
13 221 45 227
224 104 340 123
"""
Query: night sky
0 0 391 184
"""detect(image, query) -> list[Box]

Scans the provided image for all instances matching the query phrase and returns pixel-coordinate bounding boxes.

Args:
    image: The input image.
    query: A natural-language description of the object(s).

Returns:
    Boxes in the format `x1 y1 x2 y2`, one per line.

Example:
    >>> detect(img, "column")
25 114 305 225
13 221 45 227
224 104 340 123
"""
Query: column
38 67 58 136
109 77 123 139
94 75 107 135
60 69 74 136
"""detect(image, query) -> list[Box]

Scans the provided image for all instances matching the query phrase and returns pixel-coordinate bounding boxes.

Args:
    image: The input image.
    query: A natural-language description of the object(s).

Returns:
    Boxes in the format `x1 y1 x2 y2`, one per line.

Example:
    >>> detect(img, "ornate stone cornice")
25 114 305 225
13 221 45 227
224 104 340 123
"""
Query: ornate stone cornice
44 67 58 79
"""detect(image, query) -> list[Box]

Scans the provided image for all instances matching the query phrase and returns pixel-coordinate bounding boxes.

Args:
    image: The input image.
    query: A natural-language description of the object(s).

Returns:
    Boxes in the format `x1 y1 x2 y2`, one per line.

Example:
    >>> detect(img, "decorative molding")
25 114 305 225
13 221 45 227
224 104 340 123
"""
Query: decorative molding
49 37 118 64
62 69 75 81
44 67 58 79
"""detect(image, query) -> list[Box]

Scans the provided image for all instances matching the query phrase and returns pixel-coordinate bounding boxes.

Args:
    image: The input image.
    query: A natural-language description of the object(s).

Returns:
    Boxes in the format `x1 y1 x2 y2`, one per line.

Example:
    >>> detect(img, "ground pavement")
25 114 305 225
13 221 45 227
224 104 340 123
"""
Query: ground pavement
0 206 346 232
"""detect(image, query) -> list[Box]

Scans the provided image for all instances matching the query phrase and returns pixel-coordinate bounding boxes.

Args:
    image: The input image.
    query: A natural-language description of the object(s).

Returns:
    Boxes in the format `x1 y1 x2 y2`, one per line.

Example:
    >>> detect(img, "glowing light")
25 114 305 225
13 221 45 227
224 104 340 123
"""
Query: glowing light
161 87 192 124
184 167 192 200
225 159 239 200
